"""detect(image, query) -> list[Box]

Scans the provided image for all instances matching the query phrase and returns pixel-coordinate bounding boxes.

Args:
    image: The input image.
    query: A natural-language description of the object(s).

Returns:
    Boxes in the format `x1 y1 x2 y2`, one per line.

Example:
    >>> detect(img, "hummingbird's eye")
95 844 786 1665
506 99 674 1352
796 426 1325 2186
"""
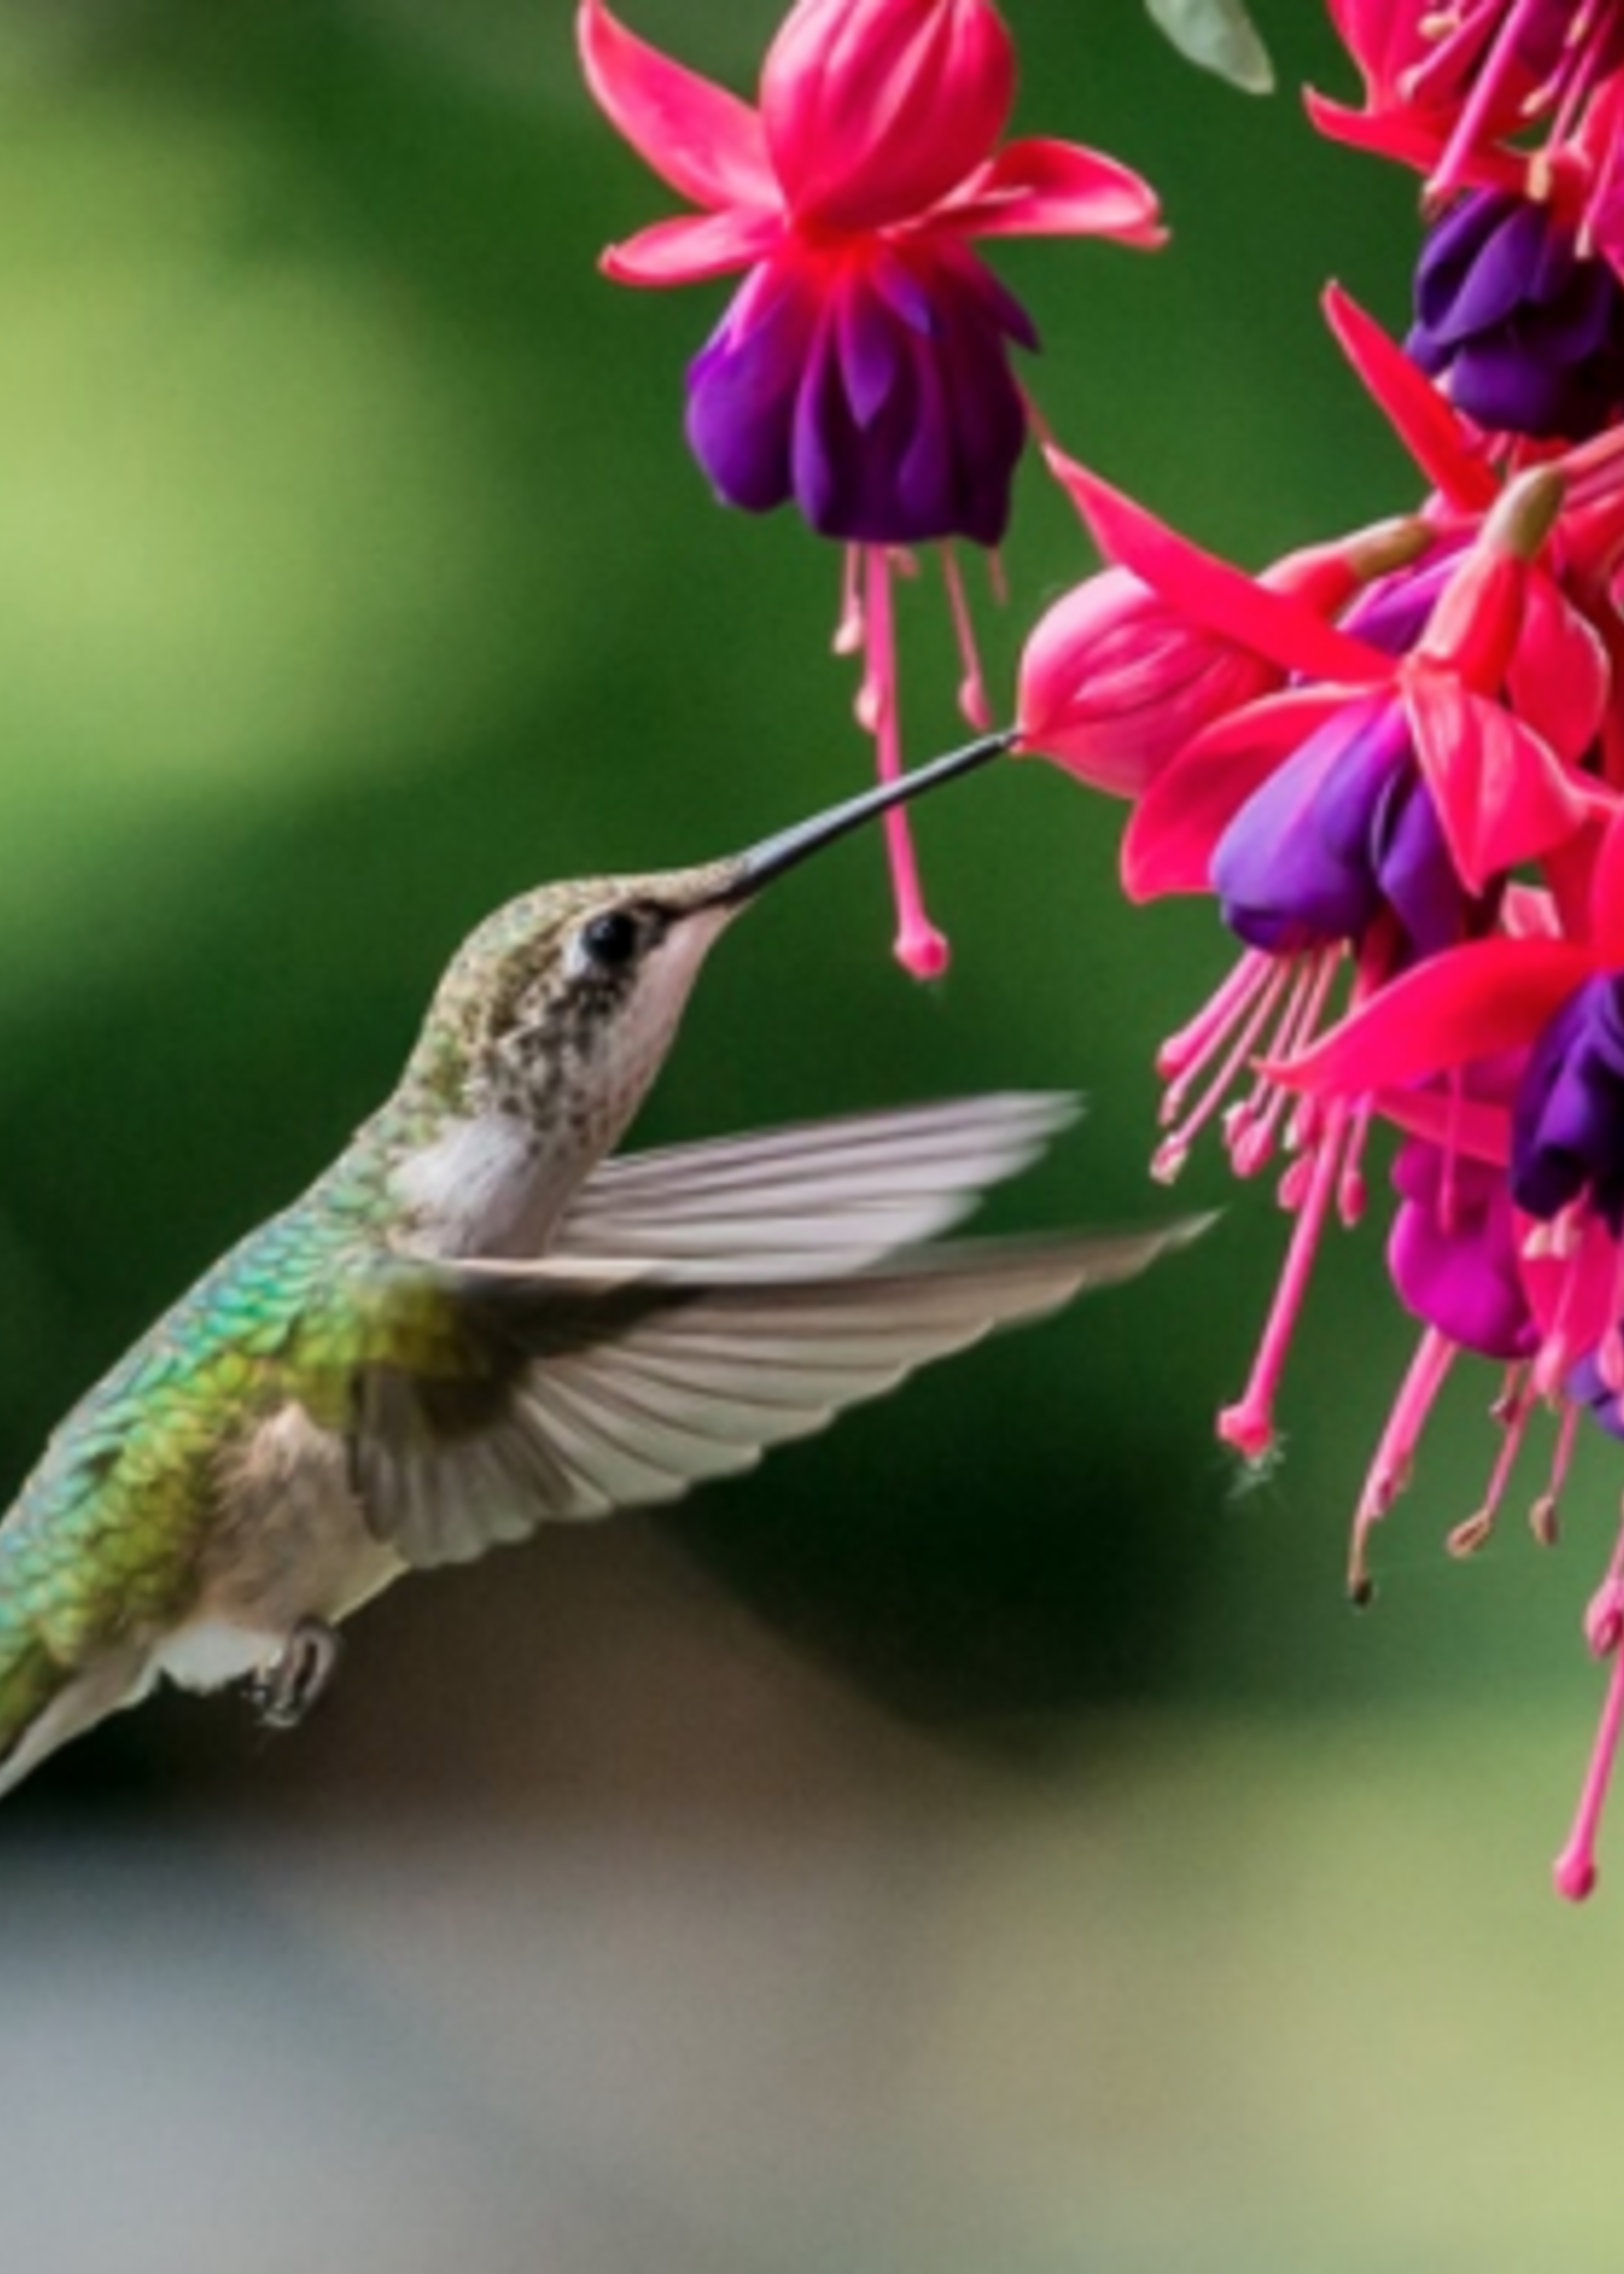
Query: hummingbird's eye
579 910 641 971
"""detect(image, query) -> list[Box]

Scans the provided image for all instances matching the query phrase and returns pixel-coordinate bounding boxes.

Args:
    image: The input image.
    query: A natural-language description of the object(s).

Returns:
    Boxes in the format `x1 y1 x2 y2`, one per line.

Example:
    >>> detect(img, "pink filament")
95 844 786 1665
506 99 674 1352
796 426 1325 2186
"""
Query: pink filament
1153 963 1290 1178
1349 1326 1457 1597
1219 1098 1356 1461
1447 1368 1533 1556
1554 1589 1624 1903
1428 0 1550 199
939 546 992 729
1532 1400 1581 1543
858 547 948 980
1552 1646 1624 1901
1157 951 1277 1080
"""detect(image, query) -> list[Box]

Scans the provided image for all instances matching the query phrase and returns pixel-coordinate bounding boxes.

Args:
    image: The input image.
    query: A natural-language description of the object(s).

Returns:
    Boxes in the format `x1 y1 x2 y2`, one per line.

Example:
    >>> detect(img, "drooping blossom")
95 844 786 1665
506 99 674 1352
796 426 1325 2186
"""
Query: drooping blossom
993 6 1624 1903
1010 427 1610 1537
1409 185 1624 440
1313 4 1624 450
1312 1 1624 206
577 0 1162 974
1015 445 1430 798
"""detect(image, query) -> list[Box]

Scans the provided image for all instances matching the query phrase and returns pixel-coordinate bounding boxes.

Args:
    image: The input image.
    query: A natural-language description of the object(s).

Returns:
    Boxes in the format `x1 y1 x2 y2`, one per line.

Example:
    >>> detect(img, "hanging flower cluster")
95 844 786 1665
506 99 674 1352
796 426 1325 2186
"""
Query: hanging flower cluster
1015 2 1624 1900
577 0 1162 975
576 0 1624 1897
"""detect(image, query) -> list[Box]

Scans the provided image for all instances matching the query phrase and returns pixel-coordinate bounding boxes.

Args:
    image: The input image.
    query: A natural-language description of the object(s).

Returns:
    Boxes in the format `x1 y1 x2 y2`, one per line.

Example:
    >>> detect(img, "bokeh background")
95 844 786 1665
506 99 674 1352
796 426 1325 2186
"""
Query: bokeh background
2 2 1622 2266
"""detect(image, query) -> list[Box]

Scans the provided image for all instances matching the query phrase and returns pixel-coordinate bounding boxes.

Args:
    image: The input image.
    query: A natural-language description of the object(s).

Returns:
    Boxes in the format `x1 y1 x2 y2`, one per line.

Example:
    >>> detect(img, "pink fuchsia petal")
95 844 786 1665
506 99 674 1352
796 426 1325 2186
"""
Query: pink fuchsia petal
1304 88 1451 170
1277 935 1595 1098
761 0 1013 232
943 138 1166 246
1324 0 1440 101
1508 569 1611 767
1518 1210 1620 1369
1122 688 1363 898
1044 449 1392 686
1320 282 1497 512
1416 470 1563 691
1369 1082 1513 1165
1014 564 1279 797
1586 805 1624 964
577 0 775 211
602 207 783 285
1305 87 1525 190
1403 672 1597 893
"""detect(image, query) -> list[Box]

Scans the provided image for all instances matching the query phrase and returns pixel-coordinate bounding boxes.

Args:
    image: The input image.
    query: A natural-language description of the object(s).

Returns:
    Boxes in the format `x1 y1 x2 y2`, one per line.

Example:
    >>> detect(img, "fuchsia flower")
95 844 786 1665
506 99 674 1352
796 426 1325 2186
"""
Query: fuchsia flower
577 0 1162 975
1013 405 1624 1893
1015 446 1429 798
1315 4 1624 445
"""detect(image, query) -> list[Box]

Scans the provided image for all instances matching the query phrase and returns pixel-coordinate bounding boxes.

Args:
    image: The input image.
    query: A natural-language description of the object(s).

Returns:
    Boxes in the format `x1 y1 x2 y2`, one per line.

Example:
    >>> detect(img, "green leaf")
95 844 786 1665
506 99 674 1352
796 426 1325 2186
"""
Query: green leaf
1144 0 1275 93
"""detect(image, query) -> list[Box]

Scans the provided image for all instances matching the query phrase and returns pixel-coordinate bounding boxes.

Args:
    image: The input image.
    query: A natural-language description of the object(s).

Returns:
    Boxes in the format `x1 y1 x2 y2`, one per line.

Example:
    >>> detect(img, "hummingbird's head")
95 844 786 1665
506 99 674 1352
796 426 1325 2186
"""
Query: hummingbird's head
393 731 1013 1236
411 857 745 1141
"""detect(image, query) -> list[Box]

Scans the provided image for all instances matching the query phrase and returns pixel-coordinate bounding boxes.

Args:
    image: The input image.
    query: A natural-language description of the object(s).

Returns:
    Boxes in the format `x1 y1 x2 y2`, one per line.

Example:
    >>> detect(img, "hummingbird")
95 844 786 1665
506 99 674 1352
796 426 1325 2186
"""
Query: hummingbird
0 731 1198 1796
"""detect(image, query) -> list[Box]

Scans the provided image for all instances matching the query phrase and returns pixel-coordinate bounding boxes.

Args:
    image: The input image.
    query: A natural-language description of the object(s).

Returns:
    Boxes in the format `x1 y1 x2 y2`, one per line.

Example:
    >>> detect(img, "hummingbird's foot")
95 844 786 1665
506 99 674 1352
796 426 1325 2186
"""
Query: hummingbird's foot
245 1618 342 1731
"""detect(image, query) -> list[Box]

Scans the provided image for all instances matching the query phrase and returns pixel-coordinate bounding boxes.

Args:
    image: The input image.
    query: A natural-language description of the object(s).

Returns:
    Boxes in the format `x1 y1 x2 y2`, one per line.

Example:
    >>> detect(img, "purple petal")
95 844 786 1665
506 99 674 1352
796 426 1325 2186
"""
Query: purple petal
684 264 816 513
1387 1136 1535 1360
1513 978 1624 1225
1212 702 1403 953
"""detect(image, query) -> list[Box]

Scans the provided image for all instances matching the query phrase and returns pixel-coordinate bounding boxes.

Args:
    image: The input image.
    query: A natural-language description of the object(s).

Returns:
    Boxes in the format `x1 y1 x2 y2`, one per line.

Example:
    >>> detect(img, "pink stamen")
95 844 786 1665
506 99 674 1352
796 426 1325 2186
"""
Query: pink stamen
1337 1098 1375 1228
1438 1073 1466 1240
858 548 948 980
1428 0 1552 200
1157 951 1276 1081
1156 963 1290 1162
1349 1326 1457 1601
1446 1369 1533 1557
1532 1401 1581 1545
1554 1552 1624 1902
1219 1099 1356 1463
1595 1237 1624 1391
939 546 992 729
1230 962 1333 1174
1530 1208 1592 1397
1552 1643 1624 1899
834 546 864 657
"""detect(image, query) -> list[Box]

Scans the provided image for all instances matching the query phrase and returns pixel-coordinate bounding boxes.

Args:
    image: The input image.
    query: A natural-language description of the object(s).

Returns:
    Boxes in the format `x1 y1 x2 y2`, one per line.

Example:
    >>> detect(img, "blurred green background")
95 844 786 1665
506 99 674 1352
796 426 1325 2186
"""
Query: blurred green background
3 3 1624 2268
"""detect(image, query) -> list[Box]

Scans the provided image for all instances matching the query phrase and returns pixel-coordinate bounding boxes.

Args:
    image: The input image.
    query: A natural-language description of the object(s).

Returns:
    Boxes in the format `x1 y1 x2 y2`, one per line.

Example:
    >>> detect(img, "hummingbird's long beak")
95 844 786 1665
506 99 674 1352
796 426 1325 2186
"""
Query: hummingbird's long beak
710 729 1015 906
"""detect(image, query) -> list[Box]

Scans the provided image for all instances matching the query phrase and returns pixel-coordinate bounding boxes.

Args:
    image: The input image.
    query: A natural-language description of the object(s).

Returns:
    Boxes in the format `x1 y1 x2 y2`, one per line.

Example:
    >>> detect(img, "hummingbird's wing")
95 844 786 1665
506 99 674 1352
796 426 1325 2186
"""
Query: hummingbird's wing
347 1222 1206 1568
547 1093 1081 1277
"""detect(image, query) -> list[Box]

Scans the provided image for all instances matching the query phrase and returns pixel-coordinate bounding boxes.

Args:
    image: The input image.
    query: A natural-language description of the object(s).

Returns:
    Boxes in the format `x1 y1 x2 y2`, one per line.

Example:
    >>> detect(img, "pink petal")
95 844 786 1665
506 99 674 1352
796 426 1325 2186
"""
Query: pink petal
1502 881 1562 938
1507 570 1611 768
1320 283 1496 512
762 0 1013 231
1304 88 1445 163
577 0 775 212
943 139 1165 246
1305 87 1527 189
1045 450 1391 687
1015 564 1278 797
1520 1211 1620 1354
1371 1083 1513 1165
602 207 782 285
1279 936 1593 1097
1404 674 1597 894
1587 806 1624 964
1122 687 1356 899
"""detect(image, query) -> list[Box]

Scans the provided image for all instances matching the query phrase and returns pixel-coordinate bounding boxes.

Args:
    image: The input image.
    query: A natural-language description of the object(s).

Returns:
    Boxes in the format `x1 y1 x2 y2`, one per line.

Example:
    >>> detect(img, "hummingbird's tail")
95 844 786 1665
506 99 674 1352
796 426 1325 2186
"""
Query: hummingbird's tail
0 1631 150 1801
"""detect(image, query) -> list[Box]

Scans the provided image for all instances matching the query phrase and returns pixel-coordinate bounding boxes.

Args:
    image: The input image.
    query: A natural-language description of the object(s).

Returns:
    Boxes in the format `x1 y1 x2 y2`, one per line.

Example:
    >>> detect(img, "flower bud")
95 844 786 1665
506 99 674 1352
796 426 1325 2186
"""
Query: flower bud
762 0 1014 231
1015 566 1277 797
